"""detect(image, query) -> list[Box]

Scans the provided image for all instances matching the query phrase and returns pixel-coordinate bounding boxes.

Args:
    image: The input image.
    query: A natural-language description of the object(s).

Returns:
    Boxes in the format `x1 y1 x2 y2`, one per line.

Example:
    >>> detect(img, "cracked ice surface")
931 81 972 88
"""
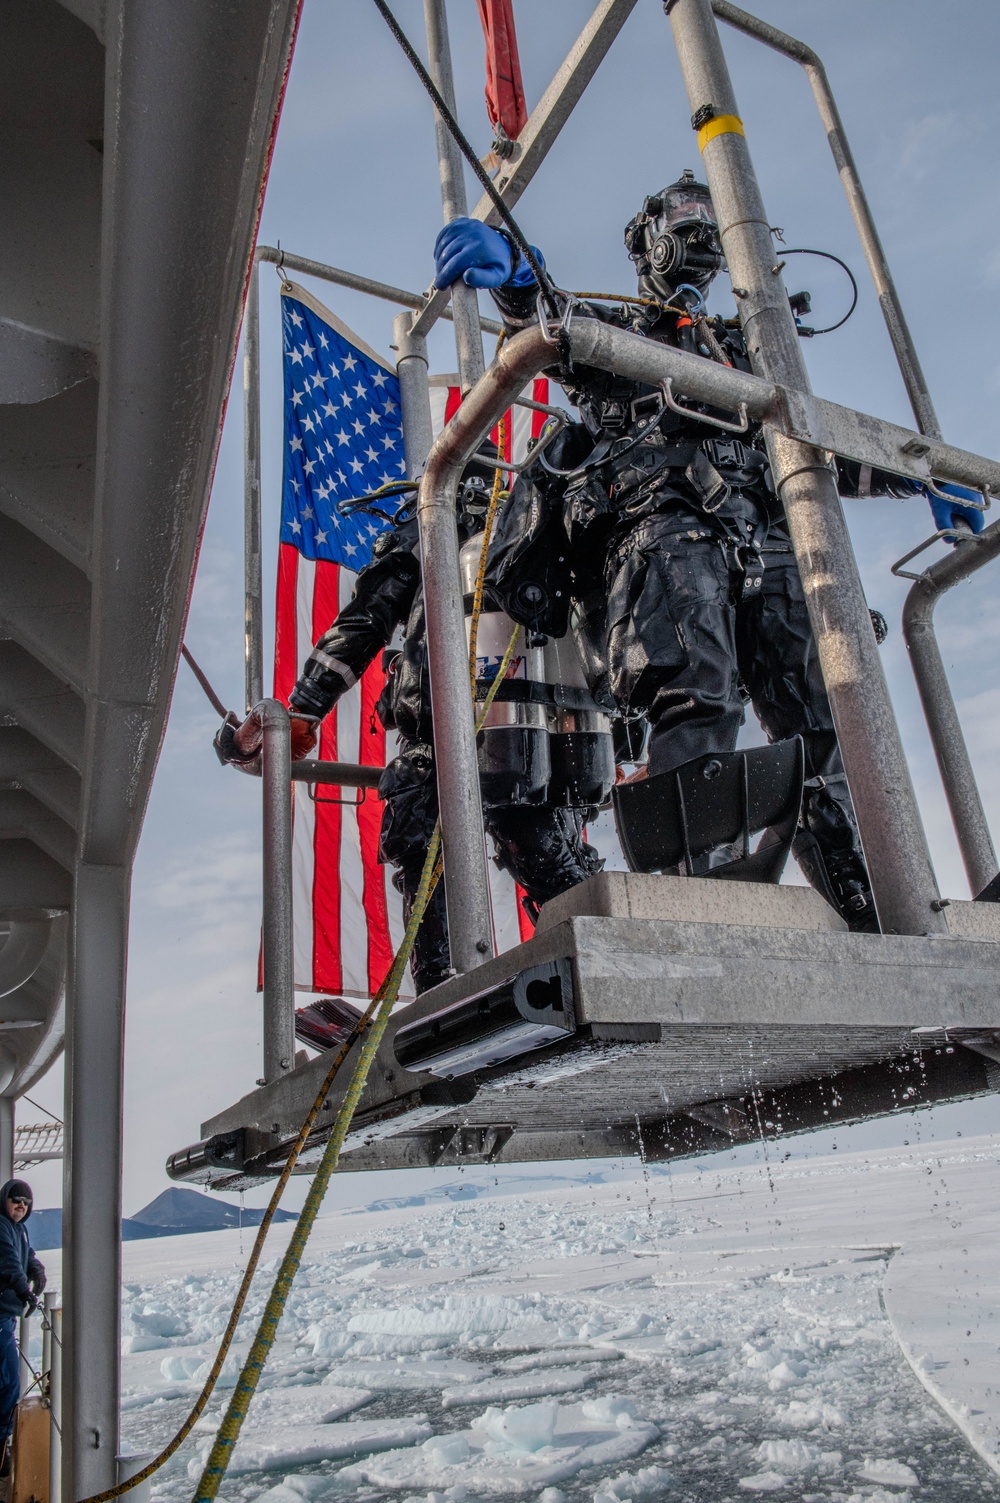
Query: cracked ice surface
40 1133 1000 1501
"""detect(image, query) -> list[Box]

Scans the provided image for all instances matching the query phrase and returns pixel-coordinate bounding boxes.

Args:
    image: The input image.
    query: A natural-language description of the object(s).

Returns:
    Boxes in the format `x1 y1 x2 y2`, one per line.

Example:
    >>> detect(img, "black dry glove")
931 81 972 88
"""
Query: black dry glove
21 1291 38 1317
28 1263 45 1297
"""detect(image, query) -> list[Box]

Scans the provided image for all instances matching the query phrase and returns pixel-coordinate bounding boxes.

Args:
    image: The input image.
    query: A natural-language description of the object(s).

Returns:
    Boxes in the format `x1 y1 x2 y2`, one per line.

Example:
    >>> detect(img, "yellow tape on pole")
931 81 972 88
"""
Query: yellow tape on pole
697 113 745 151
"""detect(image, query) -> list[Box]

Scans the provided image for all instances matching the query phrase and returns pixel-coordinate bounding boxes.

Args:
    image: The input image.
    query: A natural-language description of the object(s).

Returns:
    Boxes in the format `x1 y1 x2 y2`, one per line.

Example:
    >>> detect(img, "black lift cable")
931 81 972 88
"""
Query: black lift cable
371 0 560 319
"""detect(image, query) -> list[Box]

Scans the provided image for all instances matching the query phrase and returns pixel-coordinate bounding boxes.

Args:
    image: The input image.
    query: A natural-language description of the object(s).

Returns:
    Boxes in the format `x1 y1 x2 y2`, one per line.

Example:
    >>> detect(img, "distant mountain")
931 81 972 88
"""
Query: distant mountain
27 1189 296 1251
131 1187 298 1231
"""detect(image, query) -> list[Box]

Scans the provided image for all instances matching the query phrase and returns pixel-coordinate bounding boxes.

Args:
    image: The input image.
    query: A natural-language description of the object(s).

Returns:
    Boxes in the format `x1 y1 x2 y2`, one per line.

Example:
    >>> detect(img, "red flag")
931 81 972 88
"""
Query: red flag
476 0 528 142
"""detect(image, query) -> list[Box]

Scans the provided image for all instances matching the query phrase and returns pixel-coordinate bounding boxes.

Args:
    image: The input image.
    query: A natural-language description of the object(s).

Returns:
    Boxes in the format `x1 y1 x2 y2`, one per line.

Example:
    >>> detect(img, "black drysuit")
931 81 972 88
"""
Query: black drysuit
485 284 906 925
288 512 599 993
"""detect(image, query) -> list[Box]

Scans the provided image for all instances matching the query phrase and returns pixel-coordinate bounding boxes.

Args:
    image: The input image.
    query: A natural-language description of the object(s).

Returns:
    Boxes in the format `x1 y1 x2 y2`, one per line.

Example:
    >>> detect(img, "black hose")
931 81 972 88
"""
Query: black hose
371 0 560 319
781 248 858 335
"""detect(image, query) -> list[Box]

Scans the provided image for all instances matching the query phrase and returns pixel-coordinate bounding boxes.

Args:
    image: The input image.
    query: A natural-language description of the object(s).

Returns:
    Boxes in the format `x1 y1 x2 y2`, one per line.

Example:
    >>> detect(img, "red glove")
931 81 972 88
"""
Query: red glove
289 715 319 761
214 708 320 768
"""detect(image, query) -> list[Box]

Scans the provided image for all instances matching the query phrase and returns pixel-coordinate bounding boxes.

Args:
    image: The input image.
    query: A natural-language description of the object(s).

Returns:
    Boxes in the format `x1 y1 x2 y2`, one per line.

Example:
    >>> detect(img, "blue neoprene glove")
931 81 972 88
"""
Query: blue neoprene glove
927 480 986 541
433 218 544 290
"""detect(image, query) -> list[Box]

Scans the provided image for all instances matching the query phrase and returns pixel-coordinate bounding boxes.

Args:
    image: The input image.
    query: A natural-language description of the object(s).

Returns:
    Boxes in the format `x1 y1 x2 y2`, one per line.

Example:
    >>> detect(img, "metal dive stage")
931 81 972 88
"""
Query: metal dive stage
169 0 1000 1187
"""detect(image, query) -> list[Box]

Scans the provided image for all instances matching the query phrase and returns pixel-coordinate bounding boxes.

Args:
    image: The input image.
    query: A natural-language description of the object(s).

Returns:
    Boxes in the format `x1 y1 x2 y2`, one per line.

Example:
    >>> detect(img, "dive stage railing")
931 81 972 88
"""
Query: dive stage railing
898 522 1000 896
710 0 941 441
418 306 1000 964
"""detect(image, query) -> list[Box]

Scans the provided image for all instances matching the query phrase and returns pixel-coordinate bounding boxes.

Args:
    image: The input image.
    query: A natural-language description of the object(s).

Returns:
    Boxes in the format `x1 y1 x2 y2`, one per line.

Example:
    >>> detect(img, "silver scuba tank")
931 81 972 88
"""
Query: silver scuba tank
542 628 615 809
460 533 550 808
460 534 615 812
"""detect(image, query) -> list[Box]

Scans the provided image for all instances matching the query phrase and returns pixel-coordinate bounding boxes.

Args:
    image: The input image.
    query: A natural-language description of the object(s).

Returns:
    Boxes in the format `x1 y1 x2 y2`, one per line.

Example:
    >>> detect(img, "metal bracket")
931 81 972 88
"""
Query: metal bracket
469 407 572 473
308 783 368 808
890 530 968 582
662 377 749 434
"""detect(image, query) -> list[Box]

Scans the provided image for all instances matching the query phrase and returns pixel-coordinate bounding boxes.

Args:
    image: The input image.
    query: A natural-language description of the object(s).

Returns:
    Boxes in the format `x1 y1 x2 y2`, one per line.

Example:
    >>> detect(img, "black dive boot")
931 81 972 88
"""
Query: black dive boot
793 830 879 933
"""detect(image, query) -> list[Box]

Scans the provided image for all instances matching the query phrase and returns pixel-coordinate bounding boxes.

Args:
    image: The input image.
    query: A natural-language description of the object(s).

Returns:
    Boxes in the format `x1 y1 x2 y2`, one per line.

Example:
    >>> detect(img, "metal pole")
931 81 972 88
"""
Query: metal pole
18 1314 30 1396
418 335 559 973
710 1 941 440
47 1300 61 1503
255 246 503 335
244 256 264 715
42 1292 53 1385
667 0 946 935
902 523 1000 895
116 1452 154 1503
260 700 294 1083
0 1098 13 1184
423 0 486 391
394 311 435 480
63 860 127 1498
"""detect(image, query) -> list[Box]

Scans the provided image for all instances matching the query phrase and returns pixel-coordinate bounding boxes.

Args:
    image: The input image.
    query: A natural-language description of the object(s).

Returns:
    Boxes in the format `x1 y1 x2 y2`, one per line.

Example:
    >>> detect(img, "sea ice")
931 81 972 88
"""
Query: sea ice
475 1401 560 1453
194 1416 434 1474
159 1354 203 1382
336 1400 660 1494
441 1369 599 1408
325 1359 484 1392
581 1396 639 1426
593 1463 673 1499
754 1438 822 1470
500 1347 620 1373
347 1295 527 1338
420 1433 471 1465
774 1399 844 1429
859 1456 919 1486
738 1471 790 1491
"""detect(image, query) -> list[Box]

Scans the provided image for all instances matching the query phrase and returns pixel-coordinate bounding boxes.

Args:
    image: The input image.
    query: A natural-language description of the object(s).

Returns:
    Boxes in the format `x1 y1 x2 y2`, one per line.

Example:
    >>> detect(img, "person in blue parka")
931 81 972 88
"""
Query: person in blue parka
0 1179 45 1472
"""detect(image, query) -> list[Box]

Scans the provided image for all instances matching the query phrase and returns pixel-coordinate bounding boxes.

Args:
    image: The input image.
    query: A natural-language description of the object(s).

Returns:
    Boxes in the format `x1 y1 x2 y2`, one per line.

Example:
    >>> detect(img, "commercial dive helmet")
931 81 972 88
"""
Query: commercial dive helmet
624 169 723 298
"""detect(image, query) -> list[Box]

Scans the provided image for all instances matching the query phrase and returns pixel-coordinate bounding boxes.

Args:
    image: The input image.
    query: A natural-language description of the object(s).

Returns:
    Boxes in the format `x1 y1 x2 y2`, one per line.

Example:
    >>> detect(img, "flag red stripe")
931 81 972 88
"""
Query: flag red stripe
274 543 300 704
311 560 343 993
444 386 462 424
531 377 548 439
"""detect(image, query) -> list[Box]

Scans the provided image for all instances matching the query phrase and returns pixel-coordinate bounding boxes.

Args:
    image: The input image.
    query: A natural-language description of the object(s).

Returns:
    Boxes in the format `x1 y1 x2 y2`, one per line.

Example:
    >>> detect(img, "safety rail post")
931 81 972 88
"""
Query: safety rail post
710 0 942 440
116 1452 154 1503
418 333 571 974
901 522 1000 895
260 700 295 1082
394 311 435 480
423 0 486 391
667 0 946 935
48 1299 61 1503
18 1312 30 1396
244 256 264 715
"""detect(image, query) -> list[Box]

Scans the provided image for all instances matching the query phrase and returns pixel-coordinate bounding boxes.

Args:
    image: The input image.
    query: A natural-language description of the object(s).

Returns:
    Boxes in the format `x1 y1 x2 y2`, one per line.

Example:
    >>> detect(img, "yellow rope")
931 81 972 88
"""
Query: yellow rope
189 619 521 1503
76 996 379 1503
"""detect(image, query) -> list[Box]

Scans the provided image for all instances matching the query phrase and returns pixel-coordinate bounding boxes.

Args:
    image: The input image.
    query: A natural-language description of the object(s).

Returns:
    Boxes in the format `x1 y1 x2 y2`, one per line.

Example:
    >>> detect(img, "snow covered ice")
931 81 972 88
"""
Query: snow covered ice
39 1133 1000 1500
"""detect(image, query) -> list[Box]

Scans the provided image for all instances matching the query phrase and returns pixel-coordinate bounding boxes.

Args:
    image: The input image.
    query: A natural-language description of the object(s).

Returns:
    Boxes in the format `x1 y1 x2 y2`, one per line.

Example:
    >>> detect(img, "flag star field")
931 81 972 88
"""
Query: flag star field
280 285 406 571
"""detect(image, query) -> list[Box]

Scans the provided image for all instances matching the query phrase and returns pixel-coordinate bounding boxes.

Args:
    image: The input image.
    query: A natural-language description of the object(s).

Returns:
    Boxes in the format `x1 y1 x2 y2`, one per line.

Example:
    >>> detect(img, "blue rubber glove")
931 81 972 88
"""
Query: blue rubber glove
433 218 544 291
927 480 985 541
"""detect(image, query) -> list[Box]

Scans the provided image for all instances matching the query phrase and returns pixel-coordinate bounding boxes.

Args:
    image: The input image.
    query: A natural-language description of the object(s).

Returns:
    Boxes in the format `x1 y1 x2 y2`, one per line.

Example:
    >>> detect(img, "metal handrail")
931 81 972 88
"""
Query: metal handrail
900 519 1000 894
712 0 942 440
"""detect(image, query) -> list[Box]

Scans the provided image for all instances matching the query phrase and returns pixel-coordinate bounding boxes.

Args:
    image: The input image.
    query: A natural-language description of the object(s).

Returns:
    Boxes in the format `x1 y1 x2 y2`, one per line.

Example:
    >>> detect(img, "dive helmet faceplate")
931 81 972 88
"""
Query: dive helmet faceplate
624 169 723 299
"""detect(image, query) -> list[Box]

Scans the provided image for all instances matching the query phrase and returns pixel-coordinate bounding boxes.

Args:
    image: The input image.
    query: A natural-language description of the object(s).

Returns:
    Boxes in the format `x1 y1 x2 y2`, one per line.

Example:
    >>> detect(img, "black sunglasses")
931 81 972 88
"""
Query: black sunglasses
8 1198 30 1208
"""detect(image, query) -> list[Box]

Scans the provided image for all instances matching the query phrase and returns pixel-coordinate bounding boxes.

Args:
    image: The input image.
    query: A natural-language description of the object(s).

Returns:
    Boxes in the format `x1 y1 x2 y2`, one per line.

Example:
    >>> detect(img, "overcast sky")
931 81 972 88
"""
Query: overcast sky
25 1 1000 1213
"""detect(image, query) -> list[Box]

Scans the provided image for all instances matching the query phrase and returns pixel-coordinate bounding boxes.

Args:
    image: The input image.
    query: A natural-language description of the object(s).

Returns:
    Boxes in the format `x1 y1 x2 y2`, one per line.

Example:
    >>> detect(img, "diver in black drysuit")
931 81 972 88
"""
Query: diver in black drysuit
434 172 981 932
280 471 600 995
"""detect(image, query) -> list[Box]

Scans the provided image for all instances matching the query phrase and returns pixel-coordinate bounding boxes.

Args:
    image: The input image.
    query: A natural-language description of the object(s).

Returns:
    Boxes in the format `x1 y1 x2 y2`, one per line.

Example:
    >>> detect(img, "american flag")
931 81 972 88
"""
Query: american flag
273 280 550 998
